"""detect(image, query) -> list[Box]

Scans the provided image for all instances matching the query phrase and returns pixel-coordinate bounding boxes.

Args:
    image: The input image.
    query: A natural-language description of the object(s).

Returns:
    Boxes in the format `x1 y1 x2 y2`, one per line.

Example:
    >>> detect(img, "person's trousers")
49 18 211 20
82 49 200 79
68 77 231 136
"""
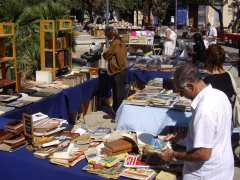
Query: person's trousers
111 69 128 112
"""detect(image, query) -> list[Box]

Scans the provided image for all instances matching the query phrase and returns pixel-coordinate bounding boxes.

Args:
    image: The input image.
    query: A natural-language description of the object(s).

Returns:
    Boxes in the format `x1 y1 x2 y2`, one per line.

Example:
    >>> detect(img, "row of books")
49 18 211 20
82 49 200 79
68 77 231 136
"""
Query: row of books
124 81 192 111
47 35 71 50
1 112 179 179
45 50 70 69
82 132 176 179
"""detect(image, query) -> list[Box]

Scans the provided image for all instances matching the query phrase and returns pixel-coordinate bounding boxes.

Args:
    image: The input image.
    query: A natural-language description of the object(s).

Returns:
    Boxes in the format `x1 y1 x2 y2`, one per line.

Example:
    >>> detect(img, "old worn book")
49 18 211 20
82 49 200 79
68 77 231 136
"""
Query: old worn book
82 162 124 179
120 168 157 180
0 130 15 143
0 95 19 102
50 154 85 167
155 171 176 180
50 150 85 167
0 134 26 151
104 139 133 153
7 100 32 108
101 146 132 156
0 105 15 115
4 120 23 134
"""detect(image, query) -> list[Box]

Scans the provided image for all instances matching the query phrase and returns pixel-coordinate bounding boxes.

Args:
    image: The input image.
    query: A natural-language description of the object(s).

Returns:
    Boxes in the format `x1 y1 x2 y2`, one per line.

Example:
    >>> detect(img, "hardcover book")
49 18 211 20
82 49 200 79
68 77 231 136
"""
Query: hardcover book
120 168 157 180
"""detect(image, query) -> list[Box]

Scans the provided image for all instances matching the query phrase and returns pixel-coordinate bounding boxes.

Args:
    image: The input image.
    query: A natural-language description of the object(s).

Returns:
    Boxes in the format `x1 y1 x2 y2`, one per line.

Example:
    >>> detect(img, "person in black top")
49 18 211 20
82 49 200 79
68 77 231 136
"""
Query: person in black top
192 32 206 65
204 44 235 106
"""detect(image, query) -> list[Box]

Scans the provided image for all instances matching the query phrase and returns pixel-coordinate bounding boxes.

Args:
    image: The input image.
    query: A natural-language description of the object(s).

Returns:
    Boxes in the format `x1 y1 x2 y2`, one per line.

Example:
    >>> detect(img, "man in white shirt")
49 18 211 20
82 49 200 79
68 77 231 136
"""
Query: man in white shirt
207 22 218 45
154 63 234 180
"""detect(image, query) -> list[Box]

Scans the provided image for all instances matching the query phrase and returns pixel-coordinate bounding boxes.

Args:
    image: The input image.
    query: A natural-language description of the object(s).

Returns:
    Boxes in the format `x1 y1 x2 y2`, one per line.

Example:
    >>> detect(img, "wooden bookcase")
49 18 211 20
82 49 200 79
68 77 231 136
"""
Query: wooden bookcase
40 19 72 80
0 22 19 92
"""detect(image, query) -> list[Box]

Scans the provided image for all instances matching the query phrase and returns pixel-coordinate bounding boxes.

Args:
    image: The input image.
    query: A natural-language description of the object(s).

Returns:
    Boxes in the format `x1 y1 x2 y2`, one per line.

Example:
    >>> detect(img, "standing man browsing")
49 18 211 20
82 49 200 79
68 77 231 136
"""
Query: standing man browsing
103 27 128 115
156 63 234 179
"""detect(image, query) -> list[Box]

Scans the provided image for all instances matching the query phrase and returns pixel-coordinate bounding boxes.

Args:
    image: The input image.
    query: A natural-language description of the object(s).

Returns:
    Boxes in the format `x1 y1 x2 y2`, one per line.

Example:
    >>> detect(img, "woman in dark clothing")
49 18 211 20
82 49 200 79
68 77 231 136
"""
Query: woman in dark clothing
192 32 206 65
204 44 235 106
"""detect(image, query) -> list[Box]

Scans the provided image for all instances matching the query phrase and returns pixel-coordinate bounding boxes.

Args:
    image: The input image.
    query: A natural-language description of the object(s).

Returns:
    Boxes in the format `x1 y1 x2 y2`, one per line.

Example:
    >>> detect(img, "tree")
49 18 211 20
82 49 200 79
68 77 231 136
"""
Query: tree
182 0 228 34
0 0 71 79
142 0 170 26
229 0 240 32
151 0 170 25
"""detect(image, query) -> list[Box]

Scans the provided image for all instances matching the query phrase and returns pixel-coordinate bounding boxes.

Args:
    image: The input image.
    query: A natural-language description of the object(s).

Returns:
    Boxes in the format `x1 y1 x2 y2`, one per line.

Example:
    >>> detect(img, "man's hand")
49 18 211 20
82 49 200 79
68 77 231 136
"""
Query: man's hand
159 148 174 161
164 133 178 141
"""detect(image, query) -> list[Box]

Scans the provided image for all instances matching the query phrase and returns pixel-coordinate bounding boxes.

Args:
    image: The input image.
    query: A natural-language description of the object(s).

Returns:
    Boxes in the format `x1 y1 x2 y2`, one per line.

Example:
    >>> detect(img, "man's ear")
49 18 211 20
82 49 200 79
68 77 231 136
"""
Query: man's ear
186 83 194 91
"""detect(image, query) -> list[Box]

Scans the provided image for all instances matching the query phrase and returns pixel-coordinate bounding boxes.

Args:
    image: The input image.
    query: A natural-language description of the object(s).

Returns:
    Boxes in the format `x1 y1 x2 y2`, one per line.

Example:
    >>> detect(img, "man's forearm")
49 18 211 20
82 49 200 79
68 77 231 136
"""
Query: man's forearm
173 148 211 161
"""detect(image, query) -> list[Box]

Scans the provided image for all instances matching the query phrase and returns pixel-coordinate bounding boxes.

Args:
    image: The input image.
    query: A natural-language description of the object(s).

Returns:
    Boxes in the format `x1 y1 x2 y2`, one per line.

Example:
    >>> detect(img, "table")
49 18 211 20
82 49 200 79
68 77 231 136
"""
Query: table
0 78 104 180
1 78 99 122
98 69 173 98
116 104 192 136
0 141 101 180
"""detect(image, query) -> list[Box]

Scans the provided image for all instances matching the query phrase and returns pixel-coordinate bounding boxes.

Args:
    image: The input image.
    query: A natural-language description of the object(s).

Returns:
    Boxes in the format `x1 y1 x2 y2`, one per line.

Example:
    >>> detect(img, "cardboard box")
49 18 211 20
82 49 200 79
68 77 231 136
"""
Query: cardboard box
36 71 52 84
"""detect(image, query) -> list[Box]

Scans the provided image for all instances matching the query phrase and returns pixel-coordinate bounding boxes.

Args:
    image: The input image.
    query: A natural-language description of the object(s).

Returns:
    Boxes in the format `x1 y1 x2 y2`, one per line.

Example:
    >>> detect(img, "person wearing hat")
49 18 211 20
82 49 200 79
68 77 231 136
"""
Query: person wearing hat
103 27 128 115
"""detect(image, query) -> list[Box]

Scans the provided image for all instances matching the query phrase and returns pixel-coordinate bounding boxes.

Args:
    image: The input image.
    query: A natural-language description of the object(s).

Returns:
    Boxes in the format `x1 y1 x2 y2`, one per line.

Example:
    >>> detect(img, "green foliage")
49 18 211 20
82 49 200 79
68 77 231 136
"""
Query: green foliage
0 0 26 22
0 0 71 79
151 0 169 24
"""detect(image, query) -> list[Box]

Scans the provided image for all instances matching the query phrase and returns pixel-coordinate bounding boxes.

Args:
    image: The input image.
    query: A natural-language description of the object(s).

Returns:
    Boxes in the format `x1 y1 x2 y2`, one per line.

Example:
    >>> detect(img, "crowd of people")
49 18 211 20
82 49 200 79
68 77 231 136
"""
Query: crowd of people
102 23 239 179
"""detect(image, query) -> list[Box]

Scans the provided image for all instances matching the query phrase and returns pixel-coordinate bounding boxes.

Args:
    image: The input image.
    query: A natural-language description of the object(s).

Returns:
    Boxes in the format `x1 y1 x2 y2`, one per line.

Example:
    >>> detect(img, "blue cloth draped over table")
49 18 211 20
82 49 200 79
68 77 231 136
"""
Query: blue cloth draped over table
99 68 174 98
63 78 99 113
1 78 99 122
2 91 69 121
116 104 192 136
0 148 101 180
0 78 105 180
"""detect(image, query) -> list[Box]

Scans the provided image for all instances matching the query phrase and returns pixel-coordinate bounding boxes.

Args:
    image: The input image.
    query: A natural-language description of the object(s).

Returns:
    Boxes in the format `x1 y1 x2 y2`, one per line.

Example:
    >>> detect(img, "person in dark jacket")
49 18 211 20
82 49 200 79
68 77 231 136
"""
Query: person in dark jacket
192 32 206 65
103 27 128 113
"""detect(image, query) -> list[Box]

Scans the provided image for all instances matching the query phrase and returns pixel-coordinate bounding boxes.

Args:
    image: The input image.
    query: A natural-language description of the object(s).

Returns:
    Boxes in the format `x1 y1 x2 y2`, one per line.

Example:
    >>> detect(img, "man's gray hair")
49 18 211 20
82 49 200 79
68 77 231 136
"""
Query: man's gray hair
105 26 119 35
173 63 200 89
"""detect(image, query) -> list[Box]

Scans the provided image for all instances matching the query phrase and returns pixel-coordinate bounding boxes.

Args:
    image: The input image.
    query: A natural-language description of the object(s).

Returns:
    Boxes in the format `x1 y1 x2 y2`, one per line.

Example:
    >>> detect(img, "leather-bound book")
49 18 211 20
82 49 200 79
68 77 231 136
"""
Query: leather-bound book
104 139 133 153
0 130 15 143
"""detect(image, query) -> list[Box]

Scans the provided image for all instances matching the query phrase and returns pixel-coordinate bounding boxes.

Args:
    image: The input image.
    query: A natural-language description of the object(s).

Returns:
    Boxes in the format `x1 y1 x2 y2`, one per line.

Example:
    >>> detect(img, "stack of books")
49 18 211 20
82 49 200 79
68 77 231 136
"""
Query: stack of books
91 127 111 141
0 133 26 152
120 168 157 180
7 100 32 108
49 142 85 167
82 162 124 179
33 116 67 136
102 139 135 156
5 120 23 134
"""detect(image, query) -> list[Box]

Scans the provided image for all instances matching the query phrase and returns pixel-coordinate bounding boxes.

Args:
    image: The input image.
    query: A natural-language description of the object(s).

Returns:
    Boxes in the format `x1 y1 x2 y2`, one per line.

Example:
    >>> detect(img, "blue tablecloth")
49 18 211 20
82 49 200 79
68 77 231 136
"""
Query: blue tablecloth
116 104 192 136
0 78 126 180
2 91 69 121
1 78 99 122
0 146 101 180
63 78 99 113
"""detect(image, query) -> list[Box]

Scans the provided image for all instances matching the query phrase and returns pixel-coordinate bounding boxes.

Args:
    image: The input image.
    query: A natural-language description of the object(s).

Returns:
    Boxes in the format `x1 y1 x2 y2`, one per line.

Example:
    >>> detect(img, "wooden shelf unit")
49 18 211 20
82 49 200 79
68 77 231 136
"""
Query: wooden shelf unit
0 22 19 92
40 19 73 80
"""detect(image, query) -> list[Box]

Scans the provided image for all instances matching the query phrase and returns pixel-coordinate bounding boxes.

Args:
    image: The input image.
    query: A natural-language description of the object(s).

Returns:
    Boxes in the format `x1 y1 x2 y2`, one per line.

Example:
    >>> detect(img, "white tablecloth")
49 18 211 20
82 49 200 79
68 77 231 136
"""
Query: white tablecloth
116 104 192 136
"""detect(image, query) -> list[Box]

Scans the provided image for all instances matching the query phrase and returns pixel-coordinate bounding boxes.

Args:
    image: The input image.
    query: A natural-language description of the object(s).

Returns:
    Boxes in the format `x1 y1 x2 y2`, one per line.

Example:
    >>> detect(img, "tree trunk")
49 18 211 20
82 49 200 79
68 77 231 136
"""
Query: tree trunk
210 5 224 34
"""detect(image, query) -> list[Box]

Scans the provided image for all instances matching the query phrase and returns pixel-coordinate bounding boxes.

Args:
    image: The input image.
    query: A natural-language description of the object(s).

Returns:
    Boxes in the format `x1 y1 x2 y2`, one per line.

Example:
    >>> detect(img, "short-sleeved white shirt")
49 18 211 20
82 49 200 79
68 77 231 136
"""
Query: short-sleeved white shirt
183 85 234 180
164 28 177 56
207 26 218 44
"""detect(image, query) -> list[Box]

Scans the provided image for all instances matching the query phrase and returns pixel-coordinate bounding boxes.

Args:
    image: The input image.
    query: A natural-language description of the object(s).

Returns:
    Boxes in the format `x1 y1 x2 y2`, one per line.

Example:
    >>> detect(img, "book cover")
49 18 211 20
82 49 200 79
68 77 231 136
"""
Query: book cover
120 168 157 180
124 155 153 168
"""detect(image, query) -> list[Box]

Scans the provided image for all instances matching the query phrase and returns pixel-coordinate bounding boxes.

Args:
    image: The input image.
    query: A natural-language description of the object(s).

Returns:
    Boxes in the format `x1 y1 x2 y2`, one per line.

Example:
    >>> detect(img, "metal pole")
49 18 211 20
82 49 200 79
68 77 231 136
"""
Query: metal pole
175 0 178 32
106 0 110 47
137 0 139 26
